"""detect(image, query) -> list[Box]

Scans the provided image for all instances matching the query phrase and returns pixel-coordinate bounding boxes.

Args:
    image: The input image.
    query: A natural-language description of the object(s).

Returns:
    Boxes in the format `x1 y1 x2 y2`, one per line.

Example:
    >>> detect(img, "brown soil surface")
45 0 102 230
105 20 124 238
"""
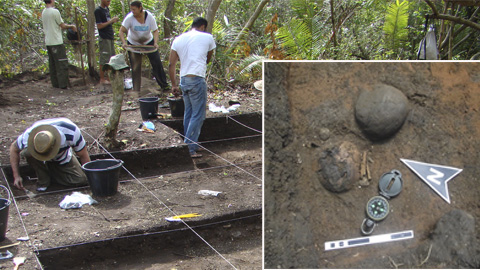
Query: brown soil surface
0 71 262 269
264 62 480 269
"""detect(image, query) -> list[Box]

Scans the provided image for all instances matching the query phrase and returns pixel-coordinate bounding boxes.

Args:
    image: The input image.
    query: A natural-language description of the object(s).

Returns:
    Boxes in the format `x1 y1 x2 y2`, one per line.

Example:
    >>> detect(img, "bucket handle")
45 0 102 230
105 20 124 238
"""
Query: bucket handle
0 185 11 205
104 160 124 170
85 160 124 171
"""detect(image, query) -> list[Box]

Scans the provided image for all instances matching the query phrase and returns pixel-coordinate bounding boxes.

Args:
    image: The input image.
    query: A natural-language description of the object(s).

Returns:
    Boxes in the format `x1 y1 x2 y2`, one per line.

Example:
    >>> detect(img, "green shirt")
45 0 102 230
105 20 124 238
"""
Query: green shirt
42 7 64 46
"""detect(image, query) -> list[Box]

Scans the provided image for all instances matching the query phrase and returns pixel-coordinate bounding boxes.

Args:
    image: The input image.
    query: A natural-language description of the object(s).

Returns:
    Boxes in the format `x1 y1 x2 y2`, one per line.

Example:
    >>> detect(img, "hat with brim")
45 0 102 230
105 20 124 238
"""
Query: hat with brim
27 125 61 161
253 80 263 91
103 54 130 71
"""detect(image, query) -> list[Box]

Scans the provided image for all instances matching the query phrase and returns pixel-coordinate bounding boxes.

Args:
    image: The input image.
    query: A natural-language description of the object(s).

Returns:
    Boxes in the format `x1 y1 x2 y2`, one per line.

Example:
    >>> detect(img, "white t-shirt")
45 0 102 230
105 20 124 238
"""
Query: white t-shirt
171 29 216 78
121 11 157 45
42 7 64 46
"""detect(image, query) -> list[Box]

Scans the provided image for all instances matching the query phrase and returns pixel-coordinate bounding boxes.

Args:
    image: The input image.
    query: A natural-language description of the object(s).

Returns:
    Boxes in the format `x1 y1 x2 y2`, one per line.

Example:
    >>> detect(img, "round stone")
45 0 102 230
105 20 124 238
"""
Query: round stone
319 128 330 141
355 85 409 140
317 141 360 193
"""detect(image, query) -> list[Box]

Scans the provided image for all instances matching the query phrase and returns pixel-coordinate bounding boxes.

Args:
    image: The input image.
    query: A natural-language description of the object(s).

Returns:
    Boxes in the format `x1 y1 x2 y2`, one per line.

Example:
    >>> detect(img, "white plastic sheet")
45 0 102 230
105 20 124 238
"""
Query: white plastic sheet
59 192 98 209
208 103 240 113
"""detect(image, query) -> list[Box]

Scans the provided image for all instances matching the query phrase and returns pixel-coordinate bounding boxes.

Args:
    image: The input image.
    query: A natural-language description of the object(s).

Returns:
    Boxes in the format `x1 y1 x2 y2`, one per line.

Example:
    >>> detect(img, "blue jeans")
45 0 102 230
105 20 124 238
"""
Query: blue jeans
180 76 207 154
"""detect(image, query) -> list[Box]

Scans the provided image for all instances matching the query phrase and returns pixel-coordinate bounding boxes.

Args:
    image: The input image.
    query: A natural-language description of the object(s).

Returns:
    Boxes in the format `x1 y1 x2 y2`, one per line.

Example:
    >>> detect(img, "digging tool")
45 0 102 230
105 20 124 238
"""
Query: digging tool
25 176 37 181
23 189 36 199
13 256 25 270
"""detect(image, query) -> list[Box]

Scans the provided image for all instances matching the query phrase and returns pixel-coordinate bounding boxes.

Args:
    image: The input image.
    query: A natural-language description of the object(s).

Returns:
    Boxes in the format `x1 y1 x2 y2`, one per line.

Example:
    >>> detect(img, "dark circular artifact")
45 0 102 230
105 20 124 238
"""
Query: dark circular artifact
317 141 360 193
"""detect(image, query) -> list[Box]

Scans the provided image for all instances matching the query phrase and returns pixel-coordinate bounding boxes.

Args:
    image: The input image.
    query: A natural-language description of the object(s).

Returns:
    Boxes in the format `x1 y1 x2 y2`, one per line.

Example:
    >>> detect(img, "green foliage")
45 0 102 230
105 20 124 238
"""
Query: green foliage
2 0 480 80
277 18 323 59
234 54 265 81
383 0 410 58
0 0 44 76
290 0 322 19
274 0 326 60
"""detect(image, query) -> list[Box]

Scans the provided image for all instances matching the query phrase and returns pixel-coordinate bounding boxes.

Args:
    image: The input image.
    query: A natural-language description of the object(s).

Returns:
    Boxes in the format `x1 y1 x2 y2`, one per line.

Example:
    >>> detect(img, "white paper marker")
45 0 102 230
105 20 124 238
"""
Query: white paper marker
324 230 414 251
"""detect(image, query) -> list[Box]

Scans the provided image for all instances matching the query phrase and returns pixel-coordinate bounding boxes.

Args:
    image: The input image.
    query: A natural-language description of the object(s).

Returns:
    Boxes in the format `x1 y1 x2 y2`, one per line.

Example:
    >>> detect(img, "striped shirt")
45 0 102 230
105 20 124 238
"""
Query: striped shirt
16 118 86 164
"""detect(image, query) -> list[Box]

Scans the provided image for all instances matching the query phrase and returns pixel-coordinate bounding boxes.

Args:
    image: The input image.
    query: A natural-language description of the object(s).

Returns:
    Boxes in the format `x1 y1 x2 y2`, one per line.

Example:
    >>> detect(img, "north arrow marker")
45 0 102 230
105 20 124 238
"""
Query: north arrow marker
400 158 462 204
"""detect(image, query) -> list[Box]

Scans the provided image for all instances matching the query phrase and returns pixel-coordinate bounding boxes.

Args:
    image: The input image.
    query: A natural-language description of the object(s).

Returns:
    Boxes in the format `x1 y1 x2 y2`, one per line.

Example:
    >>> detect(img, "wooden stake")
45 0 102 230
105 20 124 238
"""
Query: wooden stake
0 242 20 249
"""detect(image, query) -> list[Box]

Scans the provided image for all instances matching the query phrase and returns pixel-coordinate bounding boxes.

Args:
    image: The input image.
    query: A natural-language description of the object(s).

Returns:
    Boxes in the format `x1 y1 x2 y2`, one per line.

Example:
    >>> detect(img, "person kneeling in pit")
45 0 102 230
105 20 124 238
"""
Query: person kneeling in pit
9 118 91 192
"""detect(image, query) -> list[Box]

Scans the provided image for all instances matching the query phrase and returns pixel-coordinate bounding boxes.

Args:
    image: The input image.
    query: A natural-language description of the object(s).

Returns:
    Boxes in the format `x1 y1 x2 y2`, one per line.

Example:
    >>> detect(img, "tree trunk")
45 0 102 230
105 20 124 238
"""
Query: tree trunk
330 0 337 48
163 0 176 39
228 0 270 53
206 0 222 34
104 70 125 149
86 0 97 79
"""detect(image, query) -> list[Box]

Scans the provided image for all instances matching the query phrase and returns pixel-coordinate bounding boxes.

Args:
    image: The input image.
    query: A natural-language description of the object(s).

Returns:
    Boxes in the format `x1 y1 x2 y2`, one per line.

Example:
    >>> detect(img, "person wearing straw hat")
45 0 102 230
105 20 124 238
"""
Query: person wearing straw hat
9 118 91 191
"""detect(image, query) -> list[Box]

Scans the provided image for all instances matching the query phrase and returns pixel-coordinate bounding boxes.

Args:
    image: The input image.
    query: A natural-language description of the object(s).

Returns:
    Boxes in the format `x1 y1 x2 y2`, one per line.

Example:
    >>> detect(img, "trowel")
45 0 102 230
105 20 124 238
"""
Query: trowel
23 189 36 199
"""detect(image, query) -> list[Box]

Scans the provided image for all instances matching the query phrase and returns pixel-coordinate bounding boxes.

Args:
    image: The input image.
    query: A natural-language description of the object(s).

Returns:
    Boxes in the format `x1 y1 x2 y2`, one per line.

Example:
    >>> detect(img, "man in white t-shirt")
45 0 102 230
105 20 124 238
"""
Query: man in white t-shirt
119 1 168 92
42 0 77 89
168 17 216 158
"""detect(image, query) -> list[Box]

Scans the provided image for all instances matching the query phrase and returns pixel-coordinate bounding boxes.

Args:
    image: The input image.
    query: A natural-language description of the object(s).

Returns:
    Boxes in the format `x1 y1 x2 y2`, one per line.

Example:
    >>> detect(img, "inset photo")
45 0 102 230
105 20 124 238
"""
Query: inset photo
264 61 480 269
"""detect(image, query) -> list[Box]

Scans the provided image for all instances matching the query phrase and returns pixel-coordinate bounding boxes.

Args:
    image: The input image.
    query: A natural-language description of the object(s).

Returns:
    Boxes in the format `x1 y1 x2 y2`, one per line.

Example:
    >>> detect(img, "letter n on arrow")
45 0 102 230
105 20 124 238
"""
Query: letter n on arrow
400 159 463 204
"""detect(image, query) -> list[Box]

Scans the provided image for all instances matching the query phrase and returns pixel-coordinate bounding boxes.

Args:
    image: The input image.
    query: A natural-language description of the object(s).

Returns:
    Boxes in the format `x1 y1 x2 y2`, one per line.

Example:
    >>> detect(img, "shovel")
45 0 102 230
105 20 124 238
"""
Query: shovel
13 256 25 270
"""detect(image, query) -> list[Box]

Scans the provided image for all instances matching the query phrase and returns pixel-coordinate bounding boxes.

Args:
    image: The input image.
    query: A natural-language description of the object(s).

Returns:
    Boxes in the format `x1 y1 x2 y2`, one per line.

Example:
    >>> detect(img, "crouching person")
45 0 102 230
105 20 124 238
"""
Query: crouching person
10 118 91 191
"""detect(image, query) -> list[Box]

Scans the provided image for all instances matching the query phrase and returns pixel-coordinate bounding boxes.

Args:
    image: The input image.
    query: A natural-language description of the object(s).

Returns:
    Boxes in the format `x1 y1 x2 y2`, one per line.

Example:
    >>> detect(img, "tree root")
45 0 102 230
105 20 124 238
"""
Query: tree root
388 256 404 269
419 243 433 266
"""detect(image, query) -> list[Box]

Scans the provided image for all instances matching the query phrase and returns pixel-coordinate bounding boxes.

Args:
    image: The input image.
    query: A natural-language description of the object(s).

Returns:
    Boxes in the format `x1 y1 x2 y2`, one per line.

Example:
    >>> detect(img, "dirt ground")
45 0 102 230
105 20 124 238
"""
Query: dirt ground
0 69 262 269
264 62 480 269
0 69 262 165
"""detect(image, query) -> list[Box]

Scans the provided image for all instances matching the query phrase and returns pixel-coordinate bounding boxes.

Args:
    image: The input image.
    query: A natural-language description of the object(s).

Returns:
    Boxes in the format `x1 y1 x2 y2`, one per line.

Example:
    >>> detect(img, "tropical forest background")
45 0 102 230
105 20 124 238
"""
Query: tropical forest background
1 0 480 86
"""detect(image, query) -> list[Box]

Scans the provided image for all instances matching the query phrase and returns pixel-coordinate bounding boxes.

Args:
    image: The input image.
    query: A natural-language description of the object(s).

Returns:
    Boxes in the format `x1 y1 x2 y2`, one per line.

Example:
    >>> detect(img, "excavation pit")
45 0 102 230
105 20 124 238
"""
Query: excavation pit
0 115 262 269
37 213 261 269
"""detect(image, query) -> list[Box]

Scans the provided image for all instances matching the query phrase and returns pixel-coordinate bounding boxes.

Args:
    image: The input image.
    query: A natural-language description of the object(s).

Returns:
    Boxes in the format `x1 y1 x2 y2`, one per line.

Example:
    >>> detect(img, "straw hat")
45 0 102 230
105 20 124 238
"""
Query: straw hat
253 80 263 91
103 54 130 71
27 125 61 161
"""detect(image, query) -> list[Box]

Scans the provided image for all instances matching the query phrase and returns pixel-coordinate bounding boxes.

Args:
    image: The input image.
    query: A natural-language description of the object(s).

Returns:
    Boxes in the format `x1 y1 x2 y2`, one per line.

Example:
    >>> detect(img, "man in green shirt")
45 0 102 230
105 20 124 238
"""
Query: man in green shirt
42 0 77 89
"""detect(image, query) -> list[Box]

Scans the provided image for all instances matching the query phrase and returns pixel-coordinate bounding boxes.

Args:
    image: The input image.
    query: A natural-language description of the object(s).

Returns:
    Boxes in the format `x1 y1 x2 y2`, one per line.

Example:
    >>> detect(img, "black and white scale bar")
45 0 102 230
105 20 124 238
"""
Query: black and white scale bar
324 230 414 251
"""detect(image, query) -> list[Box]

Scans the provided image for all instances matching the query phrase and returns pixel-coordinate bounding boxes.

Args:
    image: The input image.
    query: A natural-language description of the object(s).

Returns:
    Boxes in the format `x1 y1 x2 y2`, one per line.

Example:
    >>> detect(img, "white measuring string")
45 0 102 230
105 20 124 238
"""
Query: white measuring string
82 129 239 269
13 160 261 200
226 115 262 134
174 131 262 182
0 168 45 269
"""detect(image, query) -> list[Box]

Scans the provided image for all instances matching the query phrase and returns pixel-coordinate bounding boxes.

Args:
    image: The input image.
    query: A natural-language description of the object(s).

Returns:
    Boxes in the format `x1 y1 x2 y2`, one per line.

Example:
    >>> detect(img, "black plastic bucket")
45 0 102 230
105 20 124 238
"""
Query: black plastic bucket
82 159 124 196
0 185 11 242
167 96 184 117
139 97 159 120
